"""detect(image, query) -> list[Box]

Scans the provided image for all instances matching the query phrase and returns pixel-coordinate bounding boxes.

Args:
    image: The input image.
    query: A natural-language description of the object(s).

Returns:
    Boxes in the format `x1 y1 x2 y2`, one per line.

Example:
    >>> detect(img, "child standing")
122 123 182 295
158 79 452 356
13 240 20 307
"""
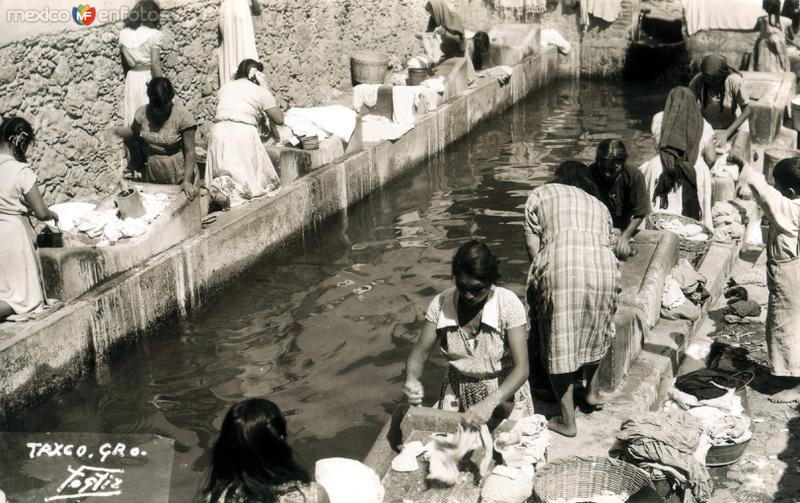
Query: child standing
739 158 800 401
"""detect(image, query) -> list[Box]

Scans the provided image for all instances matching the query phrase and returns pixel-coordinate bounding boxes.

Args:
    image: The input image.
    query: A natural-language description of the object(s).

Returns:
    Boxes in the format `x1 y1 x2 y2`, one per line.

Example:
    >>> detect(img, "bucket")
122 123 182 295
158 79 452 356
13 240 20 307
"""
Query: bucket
350 51 389 85
792 96 800 132
116 188 146 219
37 226 63 248
407 67 433 86
300 135 320 151
764 148 800 184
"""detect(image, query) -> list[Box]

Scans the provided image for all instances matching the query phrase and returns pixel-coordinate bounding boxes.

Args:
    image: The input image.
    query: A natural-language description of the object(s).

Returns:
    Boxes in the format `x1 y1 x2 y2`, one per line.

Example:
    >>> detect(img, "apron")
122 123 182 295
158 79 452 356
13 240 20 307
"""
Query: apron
766 232 800 376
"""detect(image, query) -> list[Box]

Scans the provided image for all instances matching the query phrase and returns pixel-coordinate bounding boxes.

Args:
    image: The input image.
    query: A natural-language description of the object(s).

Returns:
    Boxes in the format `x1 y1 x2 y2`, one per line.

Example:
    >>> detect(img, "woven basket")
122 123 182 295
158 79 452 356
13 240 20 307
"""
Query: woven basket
532 456 654 503
645 212 712 266
350 51 389 85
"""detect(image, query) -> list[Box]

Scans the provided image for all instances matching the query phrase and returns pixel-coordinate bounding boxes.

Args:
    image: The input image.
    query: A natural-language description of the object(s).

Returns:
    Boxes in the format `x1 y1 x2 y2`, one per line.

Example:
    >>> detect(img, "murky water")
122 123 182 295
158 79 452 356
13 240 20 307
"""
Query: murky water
7 80 671 501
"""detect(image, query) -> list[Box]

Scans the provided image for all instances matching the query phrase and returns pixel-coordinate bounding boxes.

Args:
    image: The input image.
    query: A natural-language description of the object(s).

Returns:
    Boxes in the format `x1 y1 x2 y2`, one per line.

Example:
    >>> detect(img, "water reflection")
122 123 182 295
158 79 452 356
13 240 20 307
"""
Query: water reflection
6 80 670 501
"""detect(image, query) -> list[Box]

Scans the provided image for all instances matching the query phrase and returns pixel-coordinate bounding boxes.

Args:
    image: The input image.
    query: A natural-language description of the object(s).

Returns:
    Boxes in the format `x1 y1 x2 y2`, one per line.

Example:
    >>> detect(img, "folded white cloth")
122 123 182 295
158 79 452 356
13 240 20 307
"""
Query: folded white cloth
284 105 357 142
540 29 572 54
353 84 380 111
361 115 415 142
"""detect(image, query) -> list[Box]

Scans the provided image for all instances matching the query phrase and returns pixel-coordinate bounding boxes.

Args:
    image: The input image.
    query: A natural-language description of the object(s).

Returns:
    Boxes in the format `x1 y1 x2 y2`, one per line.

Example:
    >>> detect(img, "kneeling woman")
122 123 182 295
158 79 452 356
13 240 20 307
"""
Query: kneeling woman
640 86 715 230
525 161 620 437
205 59 283 207
114 77 198 199
404 240 533 427
0 117 60 321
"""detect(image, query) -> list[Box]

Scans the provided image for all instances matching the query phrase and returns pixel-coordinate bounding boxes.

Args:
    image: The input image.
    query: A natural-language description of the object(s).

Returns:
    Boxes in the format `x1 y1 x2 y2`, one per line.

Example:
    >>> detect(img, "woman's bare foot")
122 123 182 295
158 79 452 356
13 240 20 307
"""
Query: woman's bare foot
770 385 800 403
584 390 605 411
547 415 577 437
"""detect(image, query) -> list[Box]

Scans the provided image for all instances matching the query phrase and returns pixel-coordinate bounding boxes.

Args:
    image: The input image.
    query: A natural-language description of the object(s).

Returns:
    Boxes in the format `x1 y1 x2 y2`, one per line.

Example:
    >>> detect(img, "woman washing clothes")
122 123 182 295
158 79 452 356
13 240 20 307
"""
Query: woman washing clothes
639 86 716 231
425 0 467 59
119 0 164 128
404 240 533 428
689 55 751 150
205 59 283 207
0 117 59 322
525 161 620 437
589 139 652 260
752 0 790 72
113 77 198 200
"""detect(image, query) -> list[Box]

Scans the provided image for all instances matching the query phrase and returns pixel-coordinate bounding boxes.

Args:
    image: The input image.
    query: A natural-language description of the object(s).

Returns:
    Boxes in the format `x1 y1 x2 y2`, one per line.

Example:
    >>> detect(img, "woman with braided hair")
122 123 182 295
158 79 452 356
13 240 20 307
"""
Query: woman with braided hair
0 117 59 322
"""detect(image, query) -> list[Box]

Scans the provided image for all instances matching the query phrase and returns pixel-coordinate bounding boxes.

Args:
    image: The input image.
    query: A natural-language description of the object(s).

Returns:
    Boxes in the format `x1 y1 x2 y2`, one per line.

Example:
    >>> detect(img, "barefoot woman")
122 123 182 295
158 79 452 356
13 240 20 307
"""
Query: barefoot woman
525 161 621 437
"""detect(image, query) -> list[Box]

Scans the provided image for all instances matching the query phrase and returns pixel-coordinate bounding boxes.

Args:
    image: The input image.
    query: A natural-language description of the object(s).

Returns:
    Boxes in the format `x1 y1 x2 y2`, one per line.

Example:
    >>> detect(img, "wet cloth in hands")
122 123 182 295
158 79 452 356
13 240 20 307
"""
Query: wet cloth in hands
618 411 713 502
427 425 493 485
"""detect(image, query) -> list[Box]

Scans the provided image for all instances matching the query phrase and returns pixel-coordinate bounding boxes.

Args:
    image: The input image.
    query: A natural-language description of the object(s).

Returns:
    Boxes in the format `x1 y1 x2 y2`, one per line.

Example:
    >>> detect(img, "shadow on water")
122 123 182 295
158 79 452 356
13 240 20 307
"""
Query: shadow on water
4 80 673 501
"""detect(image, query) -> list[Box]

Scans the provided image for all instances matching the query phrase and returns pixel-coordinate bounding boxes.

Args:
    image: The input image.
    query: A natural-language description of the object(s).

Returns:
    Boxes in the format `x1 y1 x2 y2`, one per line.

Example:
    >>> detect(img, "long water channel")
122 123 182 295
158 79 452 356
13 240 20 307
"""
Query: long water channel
8 80 672 500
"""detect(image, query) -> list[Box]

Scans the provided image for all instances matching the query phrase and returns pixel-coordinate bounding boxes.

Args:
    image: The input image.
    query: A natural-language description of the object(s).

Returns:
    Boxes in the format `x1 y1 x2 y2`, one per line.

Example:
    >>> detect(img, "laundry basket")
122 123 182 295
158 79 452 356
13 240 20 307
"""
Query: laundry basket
350 51 389 85
532 456 654 503
645 212 712 266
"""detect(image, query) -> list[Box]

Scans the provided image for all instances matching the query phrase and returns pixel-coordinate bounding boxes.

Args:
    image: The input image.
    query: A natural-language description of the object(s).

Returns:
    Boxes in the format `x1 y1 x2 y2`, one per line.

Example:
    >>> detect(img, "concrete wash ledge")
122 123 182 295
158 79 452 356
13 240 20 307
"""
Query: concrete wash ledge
0 48 560 423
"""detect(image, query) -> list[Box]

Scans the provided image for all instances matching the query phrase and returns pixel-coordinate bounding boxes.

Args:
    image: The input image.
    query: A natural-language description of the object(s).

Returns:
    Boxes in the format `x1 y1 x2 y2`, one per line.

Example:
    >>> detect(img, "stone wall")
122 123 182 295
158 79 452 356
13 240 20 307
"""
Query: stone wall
0 0 429 203
0 0 631 203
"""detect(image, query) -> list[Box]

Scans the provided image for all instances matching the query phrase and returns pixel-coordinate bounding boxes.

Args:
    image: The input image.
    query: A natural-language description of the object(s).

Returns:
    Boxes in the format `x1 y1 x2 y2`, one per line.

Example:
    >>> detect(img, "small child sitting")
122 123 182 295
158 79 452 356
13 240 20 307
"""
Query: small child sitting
738 158 800 401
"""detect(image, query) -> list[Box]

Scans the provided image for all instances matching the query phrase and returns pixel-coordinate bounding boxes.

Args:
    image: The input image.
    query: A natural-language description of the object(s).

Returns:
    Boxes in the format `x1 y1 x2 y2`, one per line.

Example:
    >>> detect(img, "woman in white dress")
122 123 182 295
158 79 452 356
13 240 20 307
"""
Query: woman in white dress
219 0 260 87
205 59 283 207
119 0 164 128
0 118 59 322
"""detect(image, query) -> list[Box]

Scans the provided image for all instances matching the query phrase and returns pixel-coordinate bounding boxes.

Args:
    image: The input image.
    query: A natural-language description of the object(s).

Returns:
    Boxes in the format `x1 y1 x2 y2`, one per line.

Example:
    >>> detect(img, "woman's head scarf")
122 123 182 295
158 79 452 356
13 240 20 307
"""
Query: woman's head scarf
426 0 464 36
694 55 740 112
652 86 703 219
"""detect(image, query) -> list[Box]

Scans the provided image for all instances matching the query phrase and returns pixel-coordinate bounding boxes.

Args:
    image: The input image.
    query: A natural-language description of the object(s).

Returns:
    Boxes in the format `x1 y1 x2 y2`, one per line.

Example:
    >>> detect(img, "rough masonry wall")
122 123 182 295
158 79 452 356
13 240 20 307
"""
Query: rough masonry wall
0 0 428 203
0 0 629 203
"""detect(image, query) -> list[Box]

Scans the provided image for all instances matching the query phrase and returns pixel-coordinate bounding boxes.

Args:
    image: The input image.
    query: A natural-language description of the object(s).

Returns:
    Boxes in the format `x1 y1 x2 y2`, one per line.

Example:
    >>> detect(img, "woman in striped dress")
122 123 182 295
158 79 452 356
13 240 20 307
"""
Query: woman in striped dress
524 161 621 437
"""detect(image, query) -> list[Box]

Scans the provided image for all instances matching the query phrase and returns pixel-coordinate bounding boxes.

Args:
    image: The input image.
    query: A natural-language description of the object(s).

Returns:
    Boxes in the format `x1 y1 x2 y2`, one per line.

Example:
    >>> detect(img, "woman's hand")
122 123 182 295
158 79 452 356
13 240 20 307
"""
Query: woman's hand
614 237 633 260
42 209 60 225
714 131 728 149
180 181 197 201
403 379 424 405
461 399 495 428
